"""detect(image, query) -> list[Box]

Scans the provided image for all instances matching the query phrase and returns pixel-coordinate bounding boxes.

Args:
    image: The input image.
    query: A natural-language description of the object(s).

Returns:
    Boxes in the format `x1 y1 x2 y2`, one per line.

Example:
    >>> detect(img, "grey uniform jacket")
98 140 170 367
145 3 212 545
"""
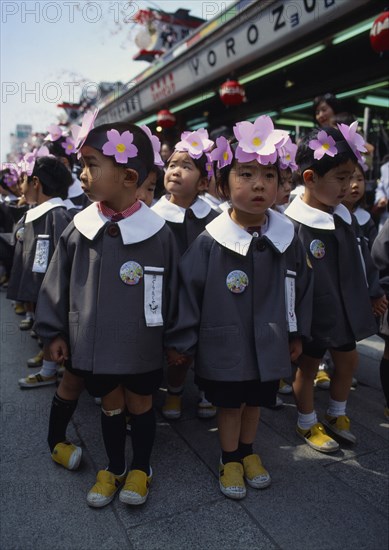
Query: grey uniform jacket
7 199 72 302
152 195 219 255
34 202 179 375
285 196 381 348
353 207 378 250
166 209 313 383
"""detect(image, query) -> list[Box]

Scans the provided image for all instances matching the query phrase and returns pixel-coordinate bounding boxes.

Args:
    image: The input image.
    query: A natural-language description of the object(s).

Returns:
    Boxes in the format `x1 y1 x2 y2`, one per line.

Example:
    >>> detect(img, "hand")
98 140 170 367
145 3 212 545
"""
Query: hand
166 348 192 368
371 295 388 317
377 198 388 208
49 337 69 363
289 337 302 363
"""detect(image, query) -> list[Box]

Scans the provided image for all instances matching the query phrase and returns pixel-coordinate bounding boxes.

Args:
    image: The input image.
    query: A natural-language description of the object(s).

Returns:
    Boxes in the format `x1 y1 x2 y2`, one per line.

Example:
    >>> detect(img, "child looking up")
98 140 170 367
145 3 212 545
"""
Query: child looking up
166 116 313 499
34 120 179 508
152 129 219 420
285 123 387 452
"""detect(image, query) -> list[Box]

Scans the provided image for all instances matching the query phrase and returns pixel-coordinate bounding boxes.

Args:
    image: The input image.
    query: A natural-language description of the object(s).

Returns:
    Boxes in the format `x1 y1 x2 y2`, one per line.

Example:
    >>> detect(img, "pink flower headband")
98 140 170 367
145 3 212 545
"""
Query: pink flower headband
71 108 99 153
309 122 367 162
278 137 298 172
234 115 289 165
21 145 51 176
1 163 20 187
102 129 138 164
140 125 164 167
175 128 214 159
44 124 64 142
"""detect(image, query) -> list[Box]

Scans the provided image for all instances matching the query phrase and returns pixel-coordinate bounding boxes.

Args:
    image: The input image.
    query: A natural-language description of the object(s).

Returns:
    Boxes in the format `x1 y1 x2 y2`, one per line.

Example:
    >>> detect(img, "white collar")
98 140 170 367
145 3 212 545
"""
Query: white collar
151 195 212 223
206 209 294 256
67 178 84 199
63 198 82 211
74 201 165 243
285 194 351 229
200 193 223 212
25 197 67 223
353 206 371 226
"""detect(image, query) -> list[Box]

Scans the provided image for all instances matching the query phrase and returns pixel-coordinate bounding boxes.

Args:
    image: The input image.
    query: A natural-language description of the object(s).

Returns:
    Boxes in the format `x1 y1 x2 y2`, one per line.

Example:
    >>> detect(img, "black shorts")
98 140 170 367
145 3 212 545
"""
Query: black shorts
195 376 279 409
302 341 356 359
65 361 163 398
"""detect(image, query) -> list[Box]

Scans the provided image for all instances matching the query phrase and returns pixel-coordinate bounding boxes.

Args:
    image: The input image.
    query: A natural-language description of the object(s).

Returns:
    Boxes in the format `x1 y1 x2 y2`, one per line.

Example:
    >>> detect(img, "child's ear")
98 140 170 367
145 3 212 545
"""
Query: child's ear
197 176 209 193
302 169 317 189
32 176 41 189
123 168 138 187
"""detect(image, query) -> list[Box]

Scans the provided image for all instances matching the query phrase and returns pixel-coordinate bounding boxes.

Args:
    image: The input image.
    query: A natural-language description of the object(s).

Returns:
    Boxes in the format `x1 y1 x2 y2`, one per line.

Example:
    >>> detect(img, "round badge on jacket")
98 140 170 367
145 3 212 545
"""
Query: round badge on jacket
309 239 325 259
226 270 249 294
119 261 143 285
15 227 25 242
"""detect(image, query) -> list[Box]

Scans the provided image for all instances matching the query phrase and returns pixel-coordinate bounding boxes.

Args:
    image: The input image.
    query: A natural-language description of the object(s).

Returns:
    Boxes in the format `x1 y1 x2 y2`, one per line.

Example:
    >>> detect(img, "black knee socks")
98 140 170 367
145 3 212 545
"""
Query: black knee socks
380 358 389 407
130 408 156 475
47 393 78 452
101 410 127 475
222 443 254 464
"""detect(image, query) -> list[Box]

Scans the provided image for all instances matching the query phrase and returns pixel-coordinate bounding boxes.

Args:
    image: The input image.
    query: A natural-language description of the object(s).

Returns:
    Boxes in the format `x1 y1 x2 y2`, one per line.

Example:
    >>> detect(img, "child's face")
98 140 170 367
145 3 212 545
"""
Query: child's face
315 101 335 127
228 161 278 219
304 159 356 210
135 171 156 207
342 165 365 208
20 174 37 204
276 169 293 205
164 152 206 206
79 146 132 204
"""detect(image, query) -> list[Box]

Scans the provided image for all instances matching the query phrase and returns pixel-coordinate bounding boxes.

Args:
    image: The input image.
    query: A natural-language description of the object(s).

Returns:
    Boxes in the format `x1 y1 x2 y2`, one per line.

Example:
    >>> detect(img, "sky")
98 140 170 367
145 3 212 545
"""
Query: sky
1 0 235 159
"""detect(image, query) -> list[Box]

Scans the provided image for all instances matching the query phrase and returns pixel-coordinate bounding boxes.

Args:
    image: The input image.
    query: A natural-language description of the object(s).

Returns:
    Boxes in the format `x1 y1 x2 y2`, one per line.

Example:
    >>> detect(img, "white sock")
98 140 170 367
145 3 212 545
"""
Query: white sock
26 312 34 320
297 411 317 430
40 360 57 377
327 398 346 417
167 384 184 395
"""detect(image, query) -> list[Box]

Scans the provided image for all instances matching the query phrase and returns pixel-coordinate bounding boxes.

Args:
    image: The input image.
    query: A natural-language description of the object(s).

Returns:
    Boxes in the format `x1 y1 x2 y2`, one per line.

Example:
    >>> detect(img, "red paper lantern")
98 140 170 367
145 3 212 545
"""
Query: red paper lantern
370 11 389 53
157 109 176 128
219 79 246 106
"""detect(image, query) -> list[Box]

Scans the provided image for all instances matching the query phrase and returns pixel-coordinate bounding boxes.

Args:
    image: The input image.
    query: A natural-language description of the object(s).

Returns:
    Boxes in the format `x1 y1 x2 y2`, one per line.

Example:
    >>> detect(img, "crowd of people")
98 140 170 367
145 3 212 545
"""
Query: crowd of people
0 97 388 509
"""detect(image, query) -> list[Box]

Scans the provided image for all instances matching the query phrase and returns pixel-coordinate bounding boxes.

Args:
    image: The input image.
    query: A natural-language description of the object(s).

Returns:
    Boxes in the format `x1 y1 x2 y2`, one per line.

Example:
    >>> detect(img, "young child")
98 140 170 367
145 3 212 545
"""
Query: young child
6 155 73 387
34 120 179 508
165 115 313 499
342 162 377 249
152 129 219 420
285 123 387 452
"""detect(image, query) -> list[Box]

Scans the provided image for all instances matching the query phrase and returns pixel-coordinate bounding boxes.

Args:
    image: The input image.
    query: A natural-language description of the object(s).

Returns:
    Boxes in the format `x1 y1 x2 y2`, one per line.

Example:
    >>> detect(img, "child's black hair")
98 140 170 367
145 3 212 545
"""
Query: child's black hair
152 167 166 200
83 122 155 187
46 137 76 170
296 126 357 177
30 156 73 200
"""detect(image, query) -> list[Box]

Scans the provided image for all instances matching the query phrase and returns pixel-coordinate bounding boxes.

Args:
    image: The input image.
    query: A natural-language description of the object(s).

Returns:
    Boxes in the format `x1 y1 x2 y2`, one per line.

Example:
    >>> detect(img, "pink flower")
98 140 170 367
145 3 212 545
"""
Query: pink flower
278 137 298 171
175 128 213 159
233 116 287 164
102 129 138 164
309 130 338 160
71 108 99 152
45 124 63 142
61 136 76 156
337 121 367 162
21 145 50 175
1 163 20 187
210 136 233 168
140 125 164 166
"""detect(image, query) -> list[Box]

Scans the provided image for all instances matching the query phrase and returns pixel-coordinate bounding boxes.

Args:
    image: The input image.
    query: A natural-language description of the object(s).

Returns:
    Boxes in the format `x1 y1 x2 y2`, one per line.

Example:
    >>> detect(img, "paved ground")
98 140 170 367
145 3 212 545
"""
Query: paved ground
0 290 388 550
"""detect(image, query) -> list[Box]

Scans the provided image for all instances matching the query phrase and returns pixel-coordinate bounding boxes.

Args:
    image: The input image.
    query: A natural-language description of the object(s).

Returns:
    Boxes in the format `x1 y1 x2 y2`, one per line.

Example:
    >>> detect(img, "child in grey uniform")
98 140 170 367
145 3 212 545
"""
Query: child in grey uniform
166 116 313 499
6 156 73 387
285 123 387 452
34 121 179 508
152 129 219 419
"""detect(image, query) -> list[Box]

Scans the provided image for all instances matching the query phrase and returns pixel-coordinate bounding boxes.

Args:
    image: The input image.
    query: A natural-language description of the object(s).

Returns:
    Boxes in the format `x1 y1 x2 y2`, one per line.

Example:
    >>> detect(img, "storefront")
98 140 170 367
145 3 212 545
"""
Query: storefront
95 0 388 176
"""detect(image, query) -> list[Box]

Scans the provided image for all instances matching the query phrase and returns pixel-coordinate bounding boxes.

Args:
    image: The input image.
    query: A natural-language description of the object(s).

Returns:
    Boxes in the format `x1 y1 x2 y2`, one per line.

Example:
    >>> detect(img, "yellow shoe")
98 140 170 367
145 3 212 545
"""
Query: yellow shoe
19 372 57 388
87 470 126 508
278 379 293 395
119 468 152 505
27 350 44 368
162 393 182 420
296 422 339 453
51 441 82 470
314 369 331 389
14 303 25 315
219 461 246 500
242 454 271 489
322 414 356 444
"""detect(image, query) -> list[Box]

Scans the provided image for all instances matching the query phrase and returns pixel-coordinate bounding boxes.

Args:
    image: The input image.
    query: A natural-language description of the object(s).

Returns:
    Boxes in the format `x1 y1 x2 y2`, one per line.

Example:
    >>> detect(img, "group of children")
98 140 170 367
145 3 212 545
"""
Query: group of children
0 111 387 507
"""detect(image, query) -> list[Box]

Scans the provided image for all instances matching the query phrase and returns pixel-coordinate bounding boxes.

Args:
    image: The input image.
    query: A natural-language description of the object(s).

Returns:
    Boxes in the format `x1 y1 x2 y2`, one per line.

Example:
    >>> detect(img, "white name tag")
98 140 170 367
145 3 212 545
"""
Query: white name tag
144 266 164 327
32 235 50 273
285 269 297 332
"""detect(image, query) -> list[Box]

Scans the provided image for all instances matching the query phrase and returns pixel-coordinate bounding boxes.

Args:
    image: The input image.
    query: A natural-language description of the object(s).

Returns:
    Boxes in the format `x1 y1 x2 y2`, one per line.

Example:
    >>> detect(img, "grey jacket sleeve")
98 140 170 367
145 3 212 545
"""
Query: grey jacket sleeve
293 237 314 341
